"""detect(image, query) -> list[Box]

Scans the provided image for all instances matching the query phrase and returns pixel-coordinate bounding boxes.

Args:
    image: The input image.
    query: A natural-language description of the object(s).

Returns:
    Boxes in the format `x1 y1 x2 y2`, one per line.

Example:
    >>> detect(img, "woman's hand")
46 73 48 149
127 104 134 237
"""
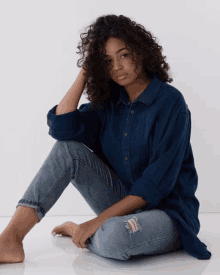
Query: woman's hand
72 217 104 249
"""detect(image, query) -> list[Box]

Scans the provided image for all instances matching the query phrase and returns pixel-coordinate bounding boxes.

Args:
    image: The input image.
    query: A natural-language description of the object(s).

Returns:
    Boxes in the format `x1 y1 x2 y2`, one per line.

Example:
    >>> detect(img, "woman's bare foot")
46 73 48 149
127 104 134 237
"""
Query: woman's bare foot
0 233 25 264
51 221 78 237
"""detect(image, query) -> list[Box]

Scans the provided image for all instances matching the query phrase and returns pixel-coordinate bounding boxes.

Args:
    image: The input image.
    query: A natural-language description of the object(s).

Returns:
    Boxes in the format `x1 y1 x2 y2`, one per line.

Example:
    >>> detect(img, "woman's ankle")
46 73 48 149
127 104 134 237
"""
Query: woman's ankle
1 229 23 244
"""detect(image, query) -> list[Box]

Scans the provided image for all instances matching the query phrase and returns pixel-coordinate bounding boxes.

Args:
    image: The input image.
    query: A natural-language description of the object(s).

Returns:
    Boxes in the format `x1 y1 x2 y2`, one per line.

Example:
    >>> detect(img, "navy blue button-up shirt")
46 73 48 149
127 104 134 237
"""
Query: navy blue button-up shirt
47 73 211 260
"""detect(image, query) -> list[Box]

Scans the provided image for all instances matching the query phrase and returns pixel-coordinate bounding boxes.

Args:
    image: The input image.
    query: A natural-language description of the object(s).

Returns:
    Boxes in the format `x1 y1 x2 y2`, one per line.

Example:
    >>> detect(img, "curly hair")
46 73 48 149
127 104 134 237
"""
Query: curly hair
76 14 173 111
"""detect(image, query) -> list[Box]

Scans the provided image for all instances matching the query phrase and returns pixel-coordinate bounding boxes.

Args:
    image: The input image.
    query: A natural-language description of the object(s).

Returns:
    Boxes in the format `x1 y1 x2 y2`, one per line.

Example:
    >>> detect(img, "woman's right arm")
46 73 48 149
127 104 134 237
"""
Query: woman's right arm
47 67 105 150
55 68 87 115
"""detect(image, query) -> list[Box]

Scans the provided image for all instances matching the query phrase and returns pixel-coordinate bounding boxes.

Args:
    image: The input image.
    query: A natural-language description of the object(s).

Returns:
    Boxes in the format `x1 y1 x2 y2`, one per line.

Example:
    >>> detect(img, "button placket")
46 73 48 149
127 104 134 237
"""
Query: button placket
124 109 134 161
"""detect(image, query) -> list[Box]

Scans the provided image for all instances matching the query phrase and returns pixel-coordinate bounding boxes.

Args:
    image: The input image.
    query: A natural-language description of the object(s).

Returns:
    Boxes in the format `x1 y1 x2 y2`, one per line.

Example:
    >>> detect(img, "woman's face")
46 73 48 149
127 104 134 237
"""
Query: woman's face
104 37 145 85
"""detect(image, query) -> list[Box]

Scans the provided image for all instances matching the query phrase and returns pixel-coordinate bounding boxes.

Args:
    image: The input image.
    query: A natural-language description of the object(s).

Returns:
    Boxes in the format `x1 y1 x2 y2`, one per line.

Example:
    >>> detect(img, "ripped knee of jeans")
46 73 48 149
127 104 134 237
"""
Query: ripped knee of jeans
124 216 142 240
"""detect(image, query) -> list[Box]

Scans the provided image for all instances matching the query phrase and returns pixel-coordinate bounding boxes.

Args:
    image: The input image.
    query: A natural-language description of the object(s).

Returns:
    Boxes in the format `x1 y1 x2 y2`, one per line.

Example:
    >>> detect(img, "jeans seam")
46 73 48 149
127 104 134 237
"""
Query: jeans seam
18 160 73 215
66 141 122 199
112 232 180 258
71 157 122 198
41 160 73 205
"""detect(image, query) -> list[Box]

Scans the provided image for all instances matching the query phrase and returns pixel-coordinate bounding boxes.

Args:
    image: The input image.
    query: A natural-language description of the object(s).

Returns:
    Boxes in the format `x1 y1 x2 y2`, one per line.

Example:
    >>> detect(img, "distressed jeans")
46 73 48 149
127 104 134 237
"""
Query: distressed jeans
16 140 183 261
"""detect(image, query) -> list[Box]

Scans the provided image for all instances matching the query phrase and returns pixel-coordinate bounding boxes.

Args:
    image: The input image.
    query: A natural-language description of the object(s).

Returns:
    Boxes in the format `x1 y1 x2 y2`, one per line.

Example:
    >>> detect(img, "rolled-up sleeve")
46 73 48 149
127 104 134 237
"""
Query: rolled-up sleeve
47 102 104 151
128 101 190 210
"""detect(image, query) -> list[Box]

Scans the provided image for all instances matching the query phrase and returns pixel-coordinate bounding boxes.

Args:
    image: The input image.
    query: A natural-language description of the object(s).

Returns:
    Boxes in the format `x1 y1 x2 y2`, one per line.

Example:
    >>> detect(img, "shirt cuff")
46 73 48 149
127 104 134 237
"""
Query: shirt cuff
47 104 80 131
128 178 161 209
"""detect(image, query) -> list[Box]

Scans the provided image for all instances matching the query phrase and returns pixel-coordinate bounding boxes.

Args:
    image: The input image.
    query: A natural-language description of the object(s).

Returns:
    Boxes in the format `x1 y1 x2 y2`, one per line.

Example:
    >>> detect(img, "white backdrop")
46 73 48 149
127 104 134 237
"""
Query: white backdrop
0 0 219 218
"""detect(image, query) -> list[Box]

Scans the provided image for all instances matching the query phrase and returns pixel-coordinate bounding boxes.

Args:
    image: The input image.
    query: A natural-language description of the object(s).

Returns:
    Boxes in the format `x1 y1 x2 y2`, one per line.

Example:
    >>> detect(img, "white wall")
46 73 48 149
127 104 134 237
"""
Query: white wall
0 0 219 218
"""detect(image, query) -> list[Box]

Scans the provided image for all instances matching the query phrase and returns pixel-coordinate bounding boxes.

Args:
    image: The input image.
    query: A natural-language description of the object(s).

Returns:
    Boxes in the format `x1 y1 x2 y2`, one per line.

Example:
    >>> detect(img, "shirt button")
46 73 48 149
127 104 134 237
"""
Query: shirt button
125 157 128 160
124 133 128 136
131 110 134 114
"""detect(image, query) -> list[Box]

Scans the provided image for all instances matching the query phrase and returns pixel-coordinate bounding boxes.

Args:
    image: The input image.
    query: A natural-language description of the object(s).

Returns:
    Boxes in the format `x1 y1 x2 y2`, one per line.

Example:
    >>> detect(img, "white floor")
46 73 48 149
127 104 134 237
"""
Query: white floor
0 213 218 275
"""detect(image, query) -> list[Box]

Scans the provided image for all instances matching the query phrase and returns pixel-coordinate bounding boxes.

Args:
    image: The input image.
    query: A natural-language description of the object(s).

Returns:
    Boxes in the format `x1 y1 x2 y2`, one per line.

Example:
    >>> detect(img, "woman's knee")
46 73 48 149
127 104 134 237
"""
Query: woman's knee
92 218 124 254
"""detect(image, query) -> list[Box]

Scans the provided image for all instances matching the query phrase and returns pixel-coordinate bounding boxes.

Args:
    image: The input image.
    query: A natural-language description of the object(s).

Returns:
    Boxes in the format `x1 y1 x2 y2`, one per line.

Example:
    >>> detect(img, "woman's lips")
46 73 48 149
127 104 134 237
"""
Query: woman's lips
117 74 127 80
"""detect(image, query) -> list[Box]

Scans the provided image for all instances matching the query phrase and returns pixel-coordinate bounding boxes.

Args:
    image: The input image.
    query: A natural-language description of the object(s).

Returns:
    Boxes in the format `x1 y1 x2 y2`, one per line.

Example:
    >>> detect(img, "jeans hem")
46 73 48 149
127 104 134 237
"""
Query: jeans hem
16 199 45 223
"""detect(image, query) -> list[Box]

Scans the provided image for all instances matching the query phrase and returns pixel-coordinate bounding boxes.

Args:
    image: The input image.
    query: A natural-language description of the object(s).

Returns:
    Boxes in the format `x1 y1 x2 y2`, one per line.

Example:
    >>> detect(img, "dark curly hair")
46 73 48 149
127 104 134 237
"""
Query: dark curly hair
76 14 173 111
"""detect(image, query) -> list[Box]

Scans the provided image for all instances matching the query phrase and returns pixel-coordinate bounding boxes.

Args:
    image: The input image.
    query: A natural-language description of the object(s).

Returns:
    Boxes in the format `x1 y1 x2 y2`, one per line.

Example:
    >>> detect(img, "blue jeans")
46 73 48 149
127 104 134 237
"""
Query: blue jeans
16 140 183 261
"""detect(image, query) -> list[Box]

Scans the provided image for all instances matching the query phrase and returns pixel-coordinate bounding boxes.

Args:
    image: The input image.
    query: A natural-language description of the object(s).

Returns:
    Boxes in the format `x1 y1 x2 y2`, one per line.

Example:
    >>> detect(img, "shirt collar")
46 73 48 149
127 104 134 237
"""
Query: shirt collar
116 73 162 107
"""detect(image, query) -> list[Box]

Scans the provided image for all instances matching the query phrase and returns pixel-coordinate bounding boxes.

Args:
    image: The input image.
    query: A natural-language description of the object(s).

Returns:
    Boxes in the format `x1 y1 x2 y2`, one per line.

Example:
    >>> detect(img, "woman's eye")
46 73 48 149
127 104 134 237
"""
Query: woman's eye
106 54 129 63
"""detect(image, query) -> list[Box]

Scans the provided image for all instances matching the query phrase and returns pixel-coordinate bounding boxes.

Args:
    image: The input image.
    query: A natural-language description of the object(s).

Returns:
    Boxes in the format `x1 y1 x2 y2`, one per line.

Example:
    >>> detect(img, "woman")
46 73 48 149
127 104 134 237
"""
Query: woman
0 14 211 264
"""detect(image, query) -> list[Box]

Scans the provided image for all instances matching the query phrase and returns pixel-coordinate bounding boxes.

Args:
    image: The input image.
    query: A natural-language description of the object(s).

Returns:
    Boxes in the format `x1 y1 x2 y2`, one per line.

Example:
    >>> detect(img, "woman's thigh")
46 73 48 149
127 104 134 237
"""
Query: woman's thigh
87 209 183 261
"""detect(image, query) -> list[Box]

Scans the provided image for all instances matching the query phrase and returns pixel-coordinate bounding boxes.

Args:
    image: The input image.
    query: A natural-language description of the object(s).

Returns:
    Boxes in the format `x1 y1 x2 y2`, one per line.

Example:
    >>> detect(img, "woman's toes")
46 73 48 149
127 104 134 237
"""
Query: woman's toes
51 222 75 237
51 226 61 236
